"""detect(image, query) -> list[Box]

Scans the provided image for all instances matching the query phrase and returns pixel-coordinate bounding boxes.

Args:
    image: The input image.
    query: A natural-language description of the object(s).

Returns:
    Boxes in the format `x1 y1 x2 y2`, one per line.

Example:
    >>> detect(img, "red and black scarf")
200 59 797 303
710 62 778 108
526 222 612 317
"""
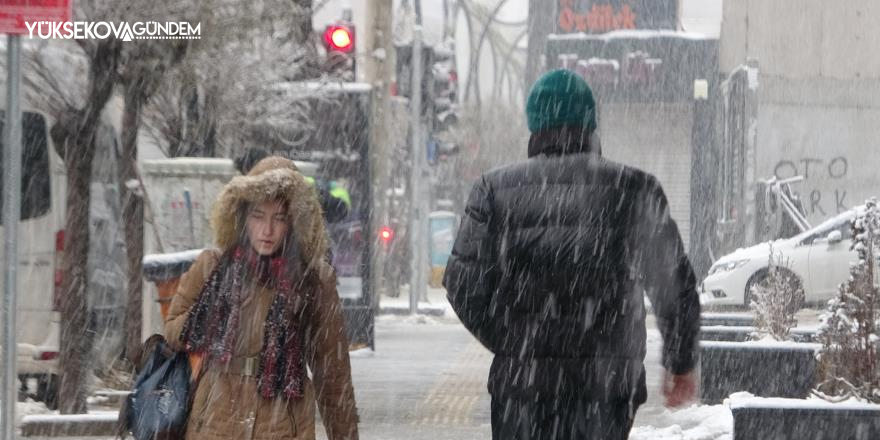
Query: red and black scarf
180 244 311 400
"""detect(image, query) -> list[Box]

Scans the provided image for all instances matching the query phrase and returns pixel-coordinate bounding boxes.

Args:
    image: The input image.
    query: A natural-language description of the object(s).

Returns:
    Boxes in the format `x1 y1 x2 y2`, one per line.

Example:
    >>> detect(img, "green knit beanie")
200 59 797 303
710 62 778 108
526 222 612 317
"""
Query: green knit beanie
526 69 597 134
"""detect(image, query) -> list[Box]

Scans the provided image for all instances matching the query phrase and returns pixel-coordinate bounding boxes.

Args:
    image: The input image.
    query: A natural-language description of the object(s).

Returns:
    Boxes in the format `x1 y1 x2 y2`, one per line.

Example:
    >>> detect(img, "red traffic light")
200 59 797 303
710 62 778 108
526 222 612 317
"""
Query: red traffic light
379 226 394 243
324 24 354 53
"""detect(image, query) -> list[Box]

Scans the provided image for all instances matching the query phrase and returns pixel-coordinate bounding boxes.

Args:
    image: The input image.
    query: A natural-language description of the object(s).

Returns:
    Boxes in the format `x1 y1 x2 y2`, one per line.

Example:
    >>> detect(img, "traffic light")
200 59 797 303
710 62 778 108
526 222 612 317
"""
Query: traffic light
394 43 435 104
379 226 394 243
323 24 355 54
430 62 458 133
322 22 356 79
379 225 394 251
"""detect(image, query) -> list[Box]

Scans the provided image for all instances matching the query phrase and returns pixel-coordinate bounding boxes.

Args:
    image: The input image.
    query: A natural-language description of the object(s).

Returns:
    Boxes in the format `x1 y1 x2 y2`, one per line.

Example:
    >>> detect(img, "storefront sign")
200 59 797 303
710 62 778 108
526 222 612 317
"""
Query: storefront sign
557 0 678 34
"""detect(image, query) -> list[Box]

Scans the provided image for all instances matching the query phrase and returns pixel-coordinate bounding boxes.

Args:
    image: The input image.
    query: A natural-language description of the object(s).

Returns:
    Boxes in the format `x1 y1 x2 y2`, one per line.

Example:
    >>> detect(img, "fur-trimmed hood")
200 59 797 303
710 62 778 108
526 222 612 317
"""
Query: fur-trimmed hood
210 156 328 268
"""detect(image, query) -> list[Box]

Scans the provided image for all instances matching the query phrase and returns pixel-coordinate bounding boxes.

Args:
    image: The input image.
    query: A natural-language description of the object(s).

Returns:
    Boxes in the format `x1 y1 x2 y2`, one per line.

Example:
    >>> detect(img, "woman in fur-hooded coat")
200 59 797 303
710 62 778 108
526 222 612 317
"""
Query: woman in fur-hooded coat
164 156 358 440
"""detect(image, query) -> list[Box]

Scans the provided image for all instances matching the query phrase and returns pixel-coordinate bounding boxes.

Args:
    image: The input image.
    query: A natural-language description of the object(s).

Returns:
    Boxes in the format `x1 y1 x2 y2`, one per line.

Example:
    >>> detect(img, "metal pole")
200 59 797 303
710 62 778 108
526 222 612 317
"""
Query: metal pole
408 26 423 315
414 0 423 25
2 34 22 440
743 60 760 245
416 157 430 303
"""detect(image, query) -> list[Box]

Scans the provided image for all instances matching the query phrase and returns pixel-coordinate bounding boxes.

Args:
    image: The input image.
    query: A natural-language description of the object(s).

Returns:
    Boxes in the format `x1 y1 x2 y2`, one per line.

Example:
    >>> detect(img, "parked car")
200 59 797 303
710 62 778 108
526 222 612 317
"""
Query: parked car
700 206 871 308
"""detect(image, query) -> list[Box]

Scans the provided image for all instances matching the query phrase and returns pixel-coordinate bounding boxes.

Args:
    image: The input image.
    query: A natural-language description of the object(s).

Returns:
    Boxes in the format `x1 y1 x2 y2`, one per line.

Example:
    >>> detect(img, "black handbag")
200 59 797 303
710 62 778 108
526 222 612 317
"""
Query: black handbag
124 335 192 440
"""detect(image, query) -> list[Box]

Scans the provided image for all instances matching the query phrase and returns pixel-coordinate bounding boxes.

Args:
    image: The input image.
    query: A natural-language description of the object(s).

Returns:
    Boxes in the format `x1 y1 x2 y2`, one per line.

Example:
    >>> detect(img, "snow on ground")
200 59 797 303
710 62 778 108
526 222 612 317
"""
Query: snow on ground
700 340 822 350
86 395 111 406
10 399 119 427
143 249 204 266
14 399 51 426
630 309 829 440
630 403 733 440
376 313 448 326
630 389 880 439
349 347 376 358
728 392 880 410
379 286 453 313
22 411 119 424
376 286 457 325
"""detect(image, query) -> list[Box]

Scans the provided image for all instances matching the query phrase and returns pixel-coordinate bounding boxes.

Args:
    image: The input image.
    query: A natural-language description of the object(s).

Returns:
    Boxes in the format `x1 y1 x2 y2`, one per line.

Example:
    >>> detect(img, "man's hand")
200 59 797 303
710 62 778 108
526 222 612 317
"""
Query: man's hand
662 369 698 408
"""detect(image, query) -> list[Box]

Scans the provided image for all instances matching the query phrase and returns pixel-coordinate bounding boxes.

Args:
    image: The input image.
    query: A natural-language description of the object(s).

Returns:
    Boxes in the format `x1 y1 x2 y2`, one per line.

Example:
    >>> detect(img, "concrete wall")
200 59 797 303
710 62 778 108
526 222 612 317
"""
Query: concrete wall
721 0 880 223
721 0 880 79
755 78 880 220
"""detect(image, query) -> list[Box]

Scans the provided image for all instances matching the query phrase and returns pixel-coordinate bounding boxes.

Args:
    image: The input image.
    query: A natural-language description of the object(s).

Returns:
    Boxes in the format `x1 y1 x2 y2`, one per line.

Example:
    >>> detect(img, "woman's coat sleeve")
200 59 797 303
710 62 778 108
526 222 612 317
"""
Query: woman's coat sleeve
163 249 219 351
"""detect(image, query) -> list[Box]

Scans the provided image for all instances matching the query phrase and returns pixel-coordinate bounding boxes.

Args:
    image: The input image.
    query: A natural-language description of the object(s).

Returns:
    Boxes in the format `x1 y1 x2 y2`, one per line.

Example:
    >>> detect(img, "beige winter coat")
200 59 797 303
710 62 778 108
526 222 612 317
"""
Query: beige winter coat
164 157 358 440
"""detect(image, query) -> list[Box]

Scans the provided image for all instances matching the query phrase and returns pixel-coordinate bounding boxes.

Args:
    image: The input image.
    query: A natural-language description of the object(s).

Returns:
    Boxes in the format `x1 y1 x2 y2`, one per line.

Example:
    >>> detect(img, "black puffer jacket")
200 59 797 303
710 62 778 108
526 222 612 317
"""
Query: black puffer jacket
443 135 700 403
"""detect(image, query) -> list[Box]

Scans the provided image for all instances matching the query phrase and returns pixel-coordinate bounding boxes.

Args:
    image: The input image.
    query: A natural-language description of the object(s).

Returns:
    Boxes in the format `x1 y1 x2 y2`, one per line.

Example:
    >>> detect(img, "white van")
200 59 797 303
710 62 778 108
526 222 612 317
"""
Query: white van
4 104 125 408
5 109 65 406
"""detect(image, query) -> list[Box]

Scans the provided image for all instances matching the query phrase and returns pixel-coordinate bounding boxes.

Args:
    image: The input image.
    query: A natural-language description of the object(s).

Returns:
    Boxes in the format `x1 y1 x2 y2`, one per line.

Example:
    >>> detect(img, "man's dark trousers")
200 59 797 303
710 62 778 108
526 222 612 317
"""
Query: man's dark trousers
490 395 639 440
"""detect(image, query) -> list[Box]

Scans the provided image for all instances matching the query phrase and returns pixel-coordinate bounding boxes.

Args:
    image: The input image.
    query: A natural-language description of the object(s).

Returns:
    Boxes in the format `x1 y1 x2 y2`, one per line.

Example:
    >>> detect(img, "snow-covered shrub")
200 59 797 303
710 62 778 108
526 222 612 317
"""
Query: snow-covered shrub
816 198 880 403
750 244 803 341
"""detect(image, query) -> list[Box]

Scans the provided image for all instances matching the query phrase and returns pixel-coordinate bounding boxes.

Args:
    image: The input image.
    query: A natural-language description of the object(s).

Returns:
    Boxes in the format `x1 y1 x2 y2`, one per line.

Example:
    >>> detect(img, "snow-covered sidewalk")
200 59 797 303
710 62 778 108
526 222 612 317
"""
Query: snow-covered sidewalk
14 399 120 437
631 403 733 440
14 399 52 427
378 285 454 317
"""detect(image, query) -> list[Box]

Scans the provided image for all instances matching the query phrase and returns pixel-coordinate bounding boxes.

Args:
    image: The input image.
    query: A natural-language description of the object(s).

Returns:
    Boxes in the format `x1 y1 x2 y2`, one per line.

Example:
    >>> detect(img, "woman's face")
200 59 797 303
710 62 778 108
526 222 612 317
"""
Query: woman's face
246 200 290 256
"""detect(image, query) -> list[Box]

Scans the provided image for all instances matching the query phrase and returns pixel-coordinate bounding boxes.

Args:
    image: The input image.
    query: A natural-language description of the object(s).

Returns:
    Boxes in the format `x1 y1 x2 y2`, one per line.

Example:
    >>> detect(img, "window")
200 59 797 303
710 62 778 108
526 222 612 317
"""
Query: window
799 220 853 246
0 112 51 223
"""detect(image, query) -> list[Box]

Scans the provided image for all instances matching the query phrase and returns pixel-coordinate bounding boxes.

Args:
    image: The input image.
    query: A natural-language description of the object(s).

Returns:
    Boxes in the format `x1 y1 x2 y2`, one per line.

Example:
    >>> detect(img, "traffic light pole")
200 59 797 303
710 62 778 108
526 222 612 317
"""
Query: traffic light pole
408 26 428 315
2 34 22 440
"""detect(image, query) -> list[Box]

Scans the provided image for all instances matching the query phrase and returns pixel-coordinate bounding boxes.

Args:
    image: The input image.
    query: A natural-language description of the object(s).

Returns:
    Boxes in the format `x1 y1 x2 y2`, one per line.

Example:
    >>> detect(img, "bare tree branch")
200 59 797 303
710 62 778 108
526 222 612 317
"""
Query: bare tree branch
143 0 329 159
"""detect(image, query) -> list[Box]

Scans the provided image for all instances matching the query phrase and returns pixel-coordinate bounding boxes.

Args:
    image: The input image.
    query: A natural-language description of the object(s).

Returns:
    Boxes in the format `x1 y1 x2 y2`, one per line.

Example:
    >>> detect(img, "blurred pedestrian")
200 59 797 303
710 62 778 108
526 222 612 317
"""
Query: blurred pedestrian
444 69 701 439
165 156 358 439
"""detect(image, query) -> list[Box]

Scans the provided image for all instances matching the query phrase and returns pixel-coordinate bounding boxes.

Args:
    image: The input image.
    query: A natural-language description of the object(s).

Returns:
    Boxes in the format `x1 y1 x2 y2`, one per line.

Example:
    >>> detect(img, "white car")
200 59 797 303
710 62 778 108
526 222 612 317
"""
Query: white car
700 207 867 308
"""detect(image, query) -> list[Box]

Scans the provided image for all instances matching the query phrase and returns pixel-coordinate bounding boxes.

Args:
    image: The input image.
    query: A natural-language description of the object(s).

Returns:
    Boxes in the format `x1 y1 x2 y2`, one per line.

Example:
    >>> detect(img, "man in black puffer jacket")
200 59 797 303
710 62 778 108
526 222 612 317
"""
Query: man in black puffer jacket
443 69 701 440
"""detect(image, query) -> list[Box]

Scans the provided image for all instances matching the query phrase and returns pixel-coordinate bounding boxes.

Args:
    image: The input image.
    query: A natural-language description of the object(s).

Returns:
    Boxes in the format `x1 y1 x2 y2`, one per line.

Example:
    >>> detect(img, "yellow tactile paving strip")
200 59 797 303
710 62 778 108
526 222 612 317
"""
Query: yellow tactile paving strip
412 340 491 426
